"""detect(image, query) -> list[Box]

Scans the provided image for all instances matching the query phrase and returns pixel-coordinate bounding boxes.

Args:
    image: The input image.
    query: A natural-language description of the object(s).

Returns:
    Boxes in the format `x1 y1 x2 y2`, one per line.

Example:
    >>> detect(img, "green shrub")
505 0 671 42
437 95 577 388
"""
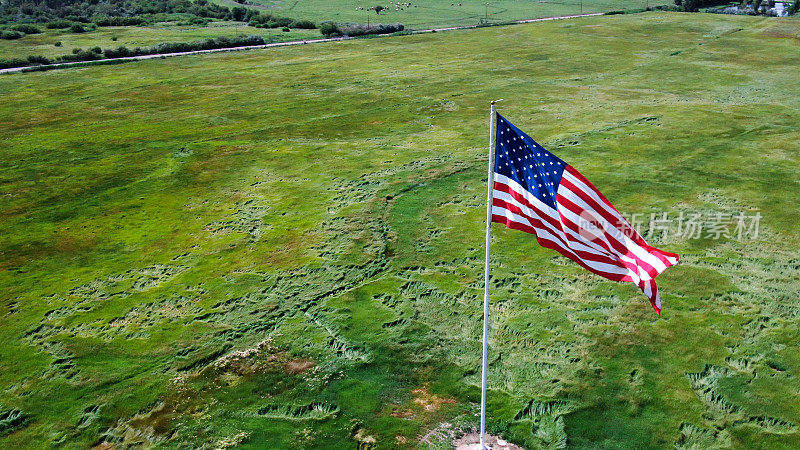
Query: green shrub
2 34 270 70
248 12 283 27
12 24 42 34
55 41 62 47
319 22 342 37
282 27 290 32
290 19 316 29
654 4 683 10
319 22 404 38
338 23 404 37
93 16 145 27
232 6 248 21
673 0 729 11
0 30 25 40
0 58 29 69
26 55 51 65
46 20 72 29
108 34 266 58
275 17 293 27
59 49 102 62
103 46 134 58
64 15 87 23
70 23 86 33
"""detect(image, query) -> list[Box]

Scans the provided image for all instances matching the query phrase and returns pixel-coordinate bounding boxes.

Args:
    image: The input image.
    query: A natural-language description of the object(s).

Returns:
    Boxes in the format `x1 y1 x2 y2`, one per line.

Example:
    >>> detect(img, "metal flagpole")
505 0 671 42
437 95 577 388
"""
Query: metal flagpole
480 99 500 449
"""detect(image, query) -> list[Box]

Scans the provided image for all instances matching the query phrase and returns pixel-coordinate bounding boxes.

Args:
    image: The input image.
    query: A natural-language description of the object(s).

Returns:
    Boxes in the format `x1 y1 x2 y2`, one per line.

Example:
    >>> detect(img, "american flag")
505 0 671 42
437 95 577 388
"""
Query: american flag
491 113 679 314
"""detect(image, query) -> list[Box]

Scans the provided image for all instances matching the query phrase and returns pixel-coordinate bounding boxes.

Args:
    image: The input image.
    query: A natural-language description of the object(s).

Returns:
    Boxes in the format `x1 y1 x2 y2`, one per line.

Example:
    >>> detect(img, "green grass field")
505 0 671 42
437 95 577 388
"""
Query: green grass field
0 21 321 60
0 0 672 62
1 11 800 449
219 0 671 29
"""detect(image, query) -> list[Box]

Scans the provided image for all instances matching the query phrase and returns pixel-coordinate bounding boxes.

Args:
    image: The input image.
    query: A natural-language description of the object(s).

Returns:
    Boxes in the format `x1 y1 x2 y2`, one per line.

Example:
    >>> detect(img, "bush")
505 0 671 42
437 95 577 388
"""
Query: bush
93 16 146 27
70 23 86 33
46 20 72 29
673 0 730 11
65 15 90 23
0 30 25 40
26 55 51 65
320 22 404 37
282 27 290 32
338 22 404 37
232 6 248 21
290 19 316 29
11 24 42 34
0 58 29 69
267 17 293 28
249 12 297 28
21 58 126 73
55 41 62 47
2 34 269 70
103 46 135 58
146 34 265 55
789 0 799 14
59 50 102 62
319 22 341 37
375 23 403 34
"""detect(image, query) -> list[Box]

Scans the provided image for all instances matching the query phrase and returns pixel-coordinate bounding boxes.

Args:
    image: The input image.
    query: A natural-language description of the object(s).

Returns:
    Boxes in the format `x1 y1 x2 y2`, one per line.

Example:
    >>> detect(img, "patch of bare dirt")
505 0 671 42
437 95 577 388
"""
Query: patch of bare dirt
453 432 524 450
411 386 456 412
284 358 315 374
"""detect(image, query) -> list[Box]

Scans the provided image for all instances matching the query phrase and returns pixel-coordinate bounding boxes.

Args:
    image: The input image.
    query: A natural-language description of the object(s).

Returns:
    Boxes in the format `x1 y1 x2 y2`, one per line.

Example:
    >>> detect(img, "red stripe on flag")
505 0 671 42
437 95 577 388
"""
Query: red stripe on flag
493 181 562 230
491 213 629 282
492 198 625 269
561 167 680 268
554 193 663 278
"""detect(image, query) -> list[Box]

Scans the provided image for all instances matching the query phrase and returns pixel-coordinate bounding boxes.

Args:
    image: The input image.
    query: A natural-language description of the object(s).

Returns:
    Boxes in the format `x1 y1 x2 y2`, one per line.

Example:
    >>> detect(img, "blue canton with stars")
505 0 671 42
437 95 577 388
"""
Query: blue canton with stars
494 113 567 209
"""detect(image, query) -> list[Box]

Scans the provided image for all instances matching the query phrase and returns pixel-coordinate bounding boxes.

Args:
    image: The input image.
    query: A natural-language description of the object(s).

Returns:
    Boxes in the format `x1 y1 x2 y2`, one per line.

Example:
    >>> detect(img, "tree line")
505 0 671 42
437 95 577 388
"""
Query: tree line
0 0 307 26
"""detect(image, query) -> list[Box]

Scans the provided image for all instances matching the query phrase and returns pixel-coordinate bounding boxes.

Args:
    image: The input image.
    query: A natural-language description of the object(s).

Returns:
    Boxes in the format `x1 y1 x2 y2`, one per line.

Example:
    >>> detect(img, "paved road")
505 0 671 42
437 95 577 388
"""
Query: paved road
0 13 603 75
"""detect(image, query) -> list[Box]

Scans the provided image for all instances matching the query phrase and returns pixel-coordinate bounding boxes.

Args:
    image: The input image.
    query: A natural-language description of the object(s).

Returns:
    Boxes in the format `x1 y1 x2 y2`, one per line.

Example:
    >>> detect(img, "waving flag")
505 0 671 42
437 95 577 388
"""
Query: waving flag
491 113 679 314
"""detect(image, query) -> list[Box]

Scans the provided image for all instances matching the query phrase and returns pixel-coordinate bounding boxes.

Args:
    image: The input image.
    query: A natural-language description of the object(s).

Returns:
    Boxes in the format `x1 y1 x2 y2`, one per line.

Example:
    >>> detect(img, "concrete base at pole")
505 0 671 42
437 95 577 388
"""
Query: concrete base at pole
454 432 523 450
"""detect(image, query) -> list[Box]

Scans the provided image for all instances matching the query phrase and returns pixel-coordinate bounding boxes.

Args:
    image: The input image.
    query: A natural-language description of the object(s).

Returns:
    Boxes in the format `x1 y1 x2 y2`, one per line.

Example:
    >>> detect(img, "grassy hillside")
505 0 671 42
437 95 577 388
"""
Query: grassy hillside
1 12 799 449
0 21 320 60
217 0 672 29
0 0 672 63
